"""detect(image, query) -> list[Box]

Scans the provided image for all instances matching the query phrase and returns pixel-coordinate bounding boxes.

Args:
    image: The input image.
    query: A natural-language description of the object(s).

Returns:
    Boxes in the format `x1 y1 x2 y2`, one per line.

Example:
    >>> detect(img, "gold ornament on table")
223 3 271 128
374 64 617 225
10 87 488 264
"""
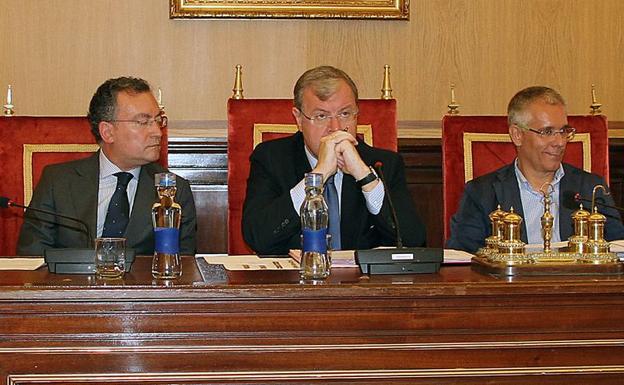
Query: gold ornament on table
568 203 590 254
579 185 618 263
492 207 530 264
540 183 555 254
472 184 621 276
483 205 506 256
3 85 14 117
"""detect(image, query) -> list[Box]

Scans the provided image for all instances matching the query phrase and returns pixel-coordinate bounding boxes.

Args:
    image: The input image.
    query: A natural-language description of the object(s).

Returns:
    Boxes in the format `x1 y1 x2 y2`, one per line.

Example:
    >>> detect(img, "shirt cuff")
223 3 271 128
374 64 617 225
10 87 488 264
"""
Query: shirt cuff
290 178 306 215
363 180 385 215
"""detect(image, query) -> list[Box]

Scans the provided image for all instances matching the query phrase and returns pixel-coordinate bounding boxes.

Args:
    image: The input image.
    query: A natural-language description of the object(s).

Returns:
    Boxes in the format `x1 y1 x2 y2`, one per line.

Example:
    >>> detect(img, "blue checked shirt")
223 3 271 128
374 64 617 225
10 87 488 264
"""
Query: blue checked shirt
514 159 564 244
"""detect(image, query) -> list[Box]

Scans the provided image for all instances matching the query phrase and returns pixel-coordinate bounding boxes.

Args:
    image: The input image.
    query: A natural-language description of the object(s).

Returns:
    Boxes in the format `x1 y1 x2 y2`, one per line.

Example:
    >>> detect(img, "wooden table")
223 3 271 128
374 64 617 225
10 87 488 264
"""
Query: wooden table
1 256 624 384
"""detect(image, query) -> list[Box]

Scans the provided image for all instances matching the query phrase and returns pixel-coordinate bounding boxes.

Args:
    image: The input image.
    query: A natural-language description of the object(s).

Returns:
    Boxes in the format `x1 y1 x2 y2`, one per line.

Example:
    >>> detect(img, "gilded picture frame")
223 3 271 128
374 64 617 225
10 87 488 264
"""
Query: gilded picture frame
170 0 409 20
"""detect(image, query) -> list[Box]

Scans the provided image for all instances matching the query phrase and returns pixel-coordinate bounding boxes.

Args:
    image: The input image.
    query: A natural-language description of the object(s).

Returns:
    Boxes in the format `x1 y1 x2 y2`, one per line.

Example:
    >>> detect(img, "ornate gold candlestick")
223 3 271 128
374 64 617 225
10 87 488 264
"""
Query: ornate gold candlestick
540 184 555 254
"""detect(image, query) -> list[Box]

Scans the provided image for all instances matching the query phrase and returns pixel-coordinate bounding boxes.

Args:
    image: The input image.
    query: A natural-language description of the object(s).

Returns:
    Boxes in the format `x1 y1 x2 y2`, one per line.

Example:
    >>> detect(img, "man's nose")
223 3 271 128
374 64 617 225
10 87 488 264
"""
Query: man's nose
552 132 567 147
327 116 342 133
149 122 163 137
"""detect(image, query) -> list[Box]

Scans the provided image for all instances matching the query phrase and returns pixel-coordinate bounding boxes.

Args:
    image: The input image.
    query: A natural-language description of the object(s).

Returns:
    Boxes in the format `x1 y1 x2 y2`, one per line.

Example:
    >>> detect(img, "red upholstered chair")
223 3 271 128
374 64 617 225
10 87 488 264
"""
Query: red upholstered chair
227 98 398 255
0 116 168 255
441 114 610 242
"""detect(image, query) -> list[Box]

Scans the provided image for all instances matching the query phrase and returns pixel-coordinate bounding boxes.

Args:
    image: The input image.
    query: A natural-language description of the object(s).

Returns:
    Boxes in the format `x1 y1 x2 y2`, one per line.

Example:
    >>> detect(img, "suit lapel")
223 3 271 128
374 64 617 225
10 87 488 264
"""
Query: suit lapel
339 174 361 246
293 132 312 183
558 165 577 239
71 152 100 243
493 164 528 243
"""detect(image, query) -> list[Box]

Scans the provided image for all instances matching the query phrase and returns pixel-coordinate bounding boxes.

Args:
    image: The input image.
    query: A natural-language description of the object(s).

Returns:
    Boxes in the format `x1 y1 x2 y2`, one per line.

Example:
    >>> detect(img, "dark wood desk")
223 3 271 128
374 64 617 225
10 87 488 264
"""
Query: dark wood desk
1 256 624 384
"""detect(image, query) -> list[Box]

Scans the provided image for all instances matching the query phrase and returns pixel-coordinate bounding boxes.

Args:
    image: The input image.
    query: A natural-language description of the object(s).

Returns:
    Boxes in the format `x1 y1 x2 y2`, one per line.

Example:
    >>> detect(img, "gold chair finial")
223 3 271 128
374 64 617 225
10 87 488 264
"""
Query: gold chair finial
157 87 165 112
447 83 460 115
381 65 393 100
232 65 244 100
3 84 14 117
590 84 602 115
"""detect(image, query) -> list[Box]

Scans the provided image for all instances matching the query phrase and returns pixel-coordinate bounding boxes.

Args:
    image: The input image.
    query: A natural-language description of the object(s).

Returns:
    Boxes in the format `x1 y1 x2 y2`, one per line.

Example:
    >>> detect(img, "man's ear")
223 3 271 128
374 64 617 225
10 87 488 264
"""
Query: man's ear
509 124 523 147
292 107 303 132
99 121 115 144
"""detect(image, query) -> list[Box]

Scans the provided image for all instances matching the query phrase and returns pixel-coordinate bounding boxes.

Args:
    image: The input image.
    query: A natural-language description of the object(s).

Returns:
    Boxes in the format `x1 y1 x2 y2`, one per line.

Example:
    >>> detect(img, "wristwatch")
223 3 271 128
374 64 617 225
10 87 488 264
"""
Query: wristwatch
355 166 378 188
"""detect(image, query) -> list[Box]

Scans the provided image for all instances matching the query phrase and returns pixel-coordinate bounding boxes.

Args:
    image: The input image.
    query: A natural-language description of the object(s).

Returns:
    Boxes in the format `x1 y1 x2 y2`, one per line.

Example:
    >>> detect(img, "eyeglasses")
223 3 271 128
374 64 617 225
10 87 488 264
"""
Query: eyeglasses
516 123 576 141
298 109 358 127
109 115 168 129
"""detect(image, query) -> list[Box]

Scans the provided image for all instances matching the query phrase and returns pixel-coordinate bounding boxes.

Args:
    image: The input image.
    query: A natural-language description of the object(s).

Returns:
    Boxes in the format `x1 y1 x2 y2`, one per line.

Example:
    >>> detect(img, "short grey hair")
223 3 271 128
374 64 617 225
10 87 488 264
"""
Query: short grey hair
507 86 566 126
293 66 358 111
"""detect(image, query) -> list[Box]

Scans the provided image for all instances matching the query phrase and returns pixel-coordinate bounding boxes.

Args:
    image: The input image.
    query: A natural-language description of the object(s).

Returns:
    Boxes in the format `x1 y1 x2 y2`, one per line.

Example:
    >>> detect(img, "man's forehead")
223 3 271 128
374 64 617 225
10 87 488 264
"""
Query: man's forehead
302 83 356 109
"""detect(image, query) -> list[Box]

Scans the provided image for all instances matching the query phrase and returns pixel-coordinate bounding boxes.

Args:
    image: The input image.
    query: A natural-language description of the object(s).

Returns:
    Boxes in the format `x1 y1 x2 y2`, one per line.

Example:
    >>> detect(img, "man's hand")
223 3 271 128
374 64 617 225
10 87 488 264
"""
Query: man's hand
335 139 368 179
312 131 357 182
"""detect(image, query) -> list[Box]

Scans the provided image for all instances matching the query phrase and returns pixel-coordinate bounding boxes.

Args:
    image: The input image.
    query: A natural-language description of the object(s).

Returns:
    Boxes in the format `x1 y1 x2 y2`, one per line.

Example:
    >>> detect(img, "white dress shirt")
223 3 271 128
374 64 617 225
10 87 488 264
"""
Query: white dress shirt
96 151 141 237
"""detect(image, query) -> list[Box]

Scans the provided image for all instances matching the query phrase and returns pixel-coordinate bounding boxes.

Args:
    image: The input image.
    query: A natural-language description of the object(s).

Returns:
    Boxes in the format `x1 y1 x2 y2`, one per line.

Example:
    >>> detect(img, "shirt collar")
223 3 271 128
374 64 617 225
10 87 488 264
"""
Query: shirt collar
99 150 141 180
514 158 564 190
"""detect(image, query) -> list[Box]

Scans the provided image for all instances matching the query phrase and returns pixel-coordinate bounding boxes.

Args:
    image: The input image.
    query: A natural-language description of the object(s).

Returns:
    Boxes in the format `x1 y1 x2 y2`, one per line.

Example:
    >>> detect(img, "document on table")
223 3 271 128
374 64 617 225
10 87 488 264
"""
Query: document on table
0 258 45 270
443 249 475 264
289 249 358 268
201 255 299 270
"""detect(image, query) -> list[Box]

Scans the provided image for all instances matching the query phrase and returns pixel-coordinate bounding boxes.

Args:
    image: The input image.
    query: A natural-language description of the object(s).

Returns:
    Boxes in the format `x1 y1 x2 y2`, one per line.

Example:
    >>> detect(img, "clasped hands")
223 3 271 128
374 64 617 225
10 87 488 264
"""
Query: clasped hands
312 130 378 191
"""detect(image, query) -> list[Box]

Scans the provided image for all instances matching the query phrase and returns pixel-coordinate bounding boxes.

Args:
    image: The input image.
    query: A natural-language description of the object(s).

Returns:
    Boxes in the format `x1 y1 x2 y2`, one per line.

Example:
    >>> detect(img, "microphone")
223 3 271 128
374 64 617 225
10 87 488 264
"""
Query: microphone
1 196 92 245
373 161 404 248
354 162 442 275
0 196 105 274
562 191 624 214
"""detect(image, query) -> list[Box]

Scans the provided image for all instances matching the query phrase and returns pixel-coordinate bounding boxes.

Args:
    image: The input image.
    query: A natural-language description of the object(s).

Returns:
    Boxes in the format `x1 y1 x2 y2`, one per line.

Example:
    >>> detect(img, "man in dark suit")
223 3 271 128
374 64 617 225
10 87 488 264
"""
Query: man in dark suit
242 66 425 254
17 77 196 255
447 86 624 253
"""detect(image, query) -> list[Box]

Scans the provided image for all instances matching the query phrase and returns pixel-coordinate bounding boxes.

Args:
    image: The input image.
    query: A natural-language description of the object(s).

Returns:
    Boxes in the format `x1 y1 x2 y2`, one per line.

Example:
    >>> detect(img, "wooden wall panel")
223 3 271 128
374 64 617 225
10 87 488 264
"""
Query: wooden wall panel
1 0 624 122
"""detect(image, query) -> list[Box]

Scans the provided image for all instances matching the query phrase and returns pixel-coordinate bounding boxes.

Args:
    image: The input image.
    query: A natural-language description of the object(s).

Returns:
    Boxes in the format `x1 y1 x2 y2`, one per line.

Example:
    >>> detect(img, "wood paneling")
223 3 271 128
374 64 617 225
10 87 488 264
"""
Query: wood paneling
2 258 624 384
1 1 624 122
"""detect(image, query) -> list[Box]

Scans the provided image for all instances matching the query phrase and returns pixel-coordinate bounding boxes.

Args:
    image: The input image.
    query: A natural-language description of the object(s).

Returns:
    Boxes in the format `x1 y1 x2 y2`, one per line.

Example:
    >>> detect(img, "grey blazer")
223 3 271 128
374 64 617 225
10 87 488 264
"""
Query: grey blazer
17 152 197 255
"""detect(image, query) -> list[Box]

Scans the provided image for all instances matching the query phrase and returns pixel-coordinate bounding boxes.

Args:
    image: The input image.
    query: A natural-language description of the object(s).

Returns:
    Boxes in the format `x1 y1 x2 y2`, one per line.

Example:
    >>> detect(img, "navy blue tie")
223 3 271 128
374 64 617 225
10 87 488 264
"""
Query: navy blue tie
102 172 133 237
324 175 341 250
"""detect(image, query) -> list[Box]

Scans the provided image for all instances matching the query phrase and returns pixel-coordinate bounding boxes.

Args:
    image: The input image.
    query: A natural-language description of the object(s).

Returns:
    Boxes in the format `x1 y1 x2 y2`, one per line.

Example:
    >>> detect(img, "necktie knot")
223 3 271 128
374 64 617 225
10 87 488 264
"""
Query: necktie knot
114 172 133 188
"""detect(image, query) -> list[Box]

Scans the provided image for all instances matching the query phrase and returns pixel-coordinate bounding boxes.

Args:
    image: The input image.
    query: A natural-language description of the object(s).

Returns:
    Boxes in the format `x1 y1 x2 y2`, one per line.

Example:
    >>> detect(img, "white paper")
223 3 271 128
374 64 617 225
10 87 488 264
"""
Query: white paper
443 249 475 264
201 255 299 270
0 258 45 270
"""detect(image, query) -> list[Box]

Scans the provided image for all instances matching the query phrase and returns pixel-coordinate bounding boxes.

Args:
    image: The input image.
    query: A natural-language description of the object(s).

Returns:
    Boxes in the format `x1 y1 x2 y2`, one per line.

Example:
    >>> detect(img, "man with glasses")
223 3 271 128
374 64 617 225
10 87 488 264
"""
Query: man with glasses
18 77 197 255
242 66 426 254
447 86 624 253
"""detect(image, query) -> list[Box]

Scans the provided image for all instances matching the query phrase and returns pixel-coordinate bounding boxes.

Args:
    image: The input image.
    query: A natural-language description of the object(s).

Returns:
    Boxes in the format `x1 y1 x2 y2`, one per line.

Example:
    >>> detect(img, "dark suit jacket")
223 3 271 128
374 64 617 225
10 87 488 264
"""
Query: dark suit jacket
242 131 426 255
17 152 197 255
446 163 624 253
